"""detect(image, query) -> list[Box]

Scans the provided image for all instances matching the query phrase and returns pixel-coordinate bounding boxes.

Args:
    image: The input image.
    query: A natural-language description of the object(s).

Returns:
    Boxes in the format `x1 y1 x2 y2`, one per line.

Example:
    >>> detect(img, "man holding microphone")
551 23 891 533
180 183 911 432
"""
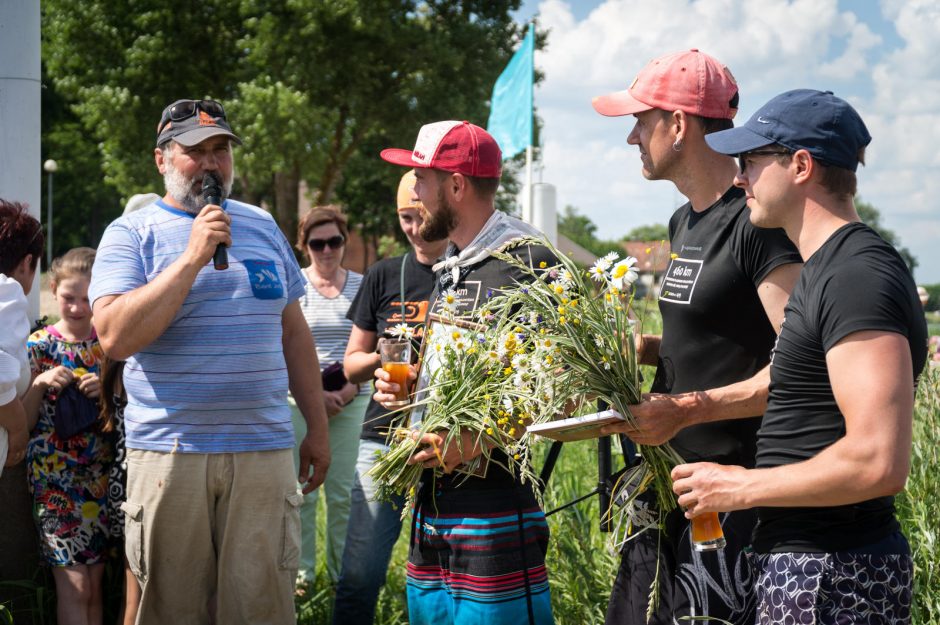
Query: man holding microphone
90 99 330 624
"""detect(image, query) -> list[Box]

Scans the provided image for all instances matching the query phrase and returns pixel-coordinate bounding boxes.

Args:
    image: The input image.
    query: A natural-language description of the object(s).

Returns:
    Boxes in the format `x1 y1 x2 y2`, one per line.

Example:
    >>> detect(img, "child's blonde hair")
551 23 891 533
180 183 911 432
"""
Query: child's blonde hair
49 247 96 289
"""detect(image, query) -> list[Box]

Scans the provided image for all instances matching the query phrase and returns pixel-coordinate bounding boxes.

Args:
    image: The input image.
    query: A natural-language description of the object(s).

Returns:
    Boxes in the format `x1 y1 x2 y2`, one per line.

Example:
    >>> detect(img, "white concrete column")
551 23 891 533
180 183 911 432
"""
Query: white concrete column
0 1 42 318
532 182 557 245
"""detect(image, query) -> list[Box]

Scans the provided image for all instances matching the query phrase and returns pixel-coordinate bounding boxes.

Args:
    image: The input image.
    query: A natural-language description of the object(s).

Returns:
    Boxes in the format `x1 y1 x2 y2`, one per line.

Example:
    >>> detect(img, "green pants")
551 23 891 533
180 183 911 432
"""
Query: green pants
290 393 369 583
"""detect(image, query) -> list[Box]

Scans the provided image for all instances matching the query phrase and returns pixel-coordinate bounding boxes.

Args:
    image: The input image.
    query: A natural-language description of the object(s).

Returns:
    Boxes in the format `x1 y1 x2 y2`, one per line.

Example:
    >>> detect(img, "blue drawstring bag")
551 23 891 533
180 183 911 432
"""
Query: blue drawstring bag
54 384 99 439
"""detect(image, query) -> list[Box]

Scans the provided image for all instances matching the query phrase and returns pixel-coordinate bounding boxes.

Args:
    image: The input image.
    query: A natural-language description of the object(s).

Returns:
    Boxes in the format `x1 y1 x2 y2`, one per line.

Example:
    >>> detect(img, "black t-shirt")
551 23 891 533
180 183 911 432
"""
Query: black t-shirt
656 186 802 465
347 251 437 442
754 222 928 553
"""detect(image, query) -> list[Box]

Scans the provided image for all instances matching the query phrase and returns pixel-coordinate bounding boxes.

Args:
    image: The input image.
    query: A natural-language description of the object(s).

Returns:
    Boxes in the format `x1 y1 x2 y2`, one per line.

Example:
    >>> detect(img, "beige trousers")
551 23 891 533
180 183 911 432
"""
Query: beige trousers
124 449 302 625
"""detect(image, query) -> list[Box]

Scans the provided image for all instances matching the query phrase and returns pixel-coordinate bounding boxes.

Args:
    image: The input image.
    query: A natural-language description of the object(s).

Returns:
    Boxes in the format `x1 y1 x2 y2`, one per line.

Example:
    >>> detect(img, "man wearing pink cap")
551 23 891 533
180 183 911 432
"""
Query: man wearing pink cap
593 50 803 623
376 121 555 625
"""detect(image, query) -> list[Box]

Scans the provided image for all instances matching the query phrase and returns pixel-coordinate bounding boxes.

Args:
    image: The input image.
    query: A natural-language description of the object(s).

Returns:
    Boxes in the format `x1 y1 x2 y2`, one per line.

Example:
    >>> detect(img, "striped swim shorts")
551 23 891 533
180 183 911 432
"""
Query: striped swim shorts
406 481 553 625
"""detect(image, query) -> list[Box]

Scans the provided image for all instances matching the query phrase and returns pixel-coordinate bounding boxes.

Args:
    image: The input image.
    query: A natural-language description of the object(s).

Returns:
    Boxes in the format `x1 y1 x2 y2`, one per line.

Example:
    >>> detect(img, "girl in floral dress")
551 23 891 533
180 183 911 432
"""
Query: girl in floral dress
23 247 112 625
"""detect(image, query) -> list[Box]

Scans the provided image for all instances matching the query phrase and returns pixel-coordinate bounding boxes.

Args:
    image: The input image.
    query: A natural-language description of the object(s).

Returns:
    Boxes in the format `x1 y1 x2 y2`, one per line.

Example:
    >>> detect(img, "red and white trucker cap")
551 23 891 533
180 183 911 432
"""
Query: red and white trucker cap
380 120 502 179
592 49 738 120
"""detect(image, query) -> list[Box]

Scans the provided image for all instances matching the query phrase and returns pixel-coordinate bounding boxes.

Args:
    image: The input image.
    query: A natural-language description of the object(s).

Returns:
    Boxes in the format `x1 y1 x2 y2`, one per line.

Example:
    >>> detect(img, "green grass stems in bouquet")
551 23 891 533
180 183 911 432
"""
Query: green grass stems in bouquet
485 238 685 529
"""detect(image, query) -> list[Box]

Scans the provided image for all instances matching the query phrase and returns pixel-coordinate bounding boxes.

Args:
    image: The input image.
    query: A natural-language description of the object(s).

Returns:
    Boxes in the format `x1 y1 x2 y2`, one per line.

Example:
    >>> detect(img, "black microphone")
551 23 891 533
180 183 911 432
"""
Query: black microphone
202 173 228 270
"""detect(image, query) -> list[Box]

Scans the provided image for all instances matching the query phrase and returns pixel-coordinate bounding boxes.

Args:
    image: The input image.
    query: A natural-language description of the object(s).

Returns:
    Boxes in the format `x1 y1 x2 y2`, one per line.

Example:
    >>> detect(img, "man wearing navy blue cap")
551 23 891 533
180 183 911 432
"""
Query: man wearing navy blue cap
673 89 927 622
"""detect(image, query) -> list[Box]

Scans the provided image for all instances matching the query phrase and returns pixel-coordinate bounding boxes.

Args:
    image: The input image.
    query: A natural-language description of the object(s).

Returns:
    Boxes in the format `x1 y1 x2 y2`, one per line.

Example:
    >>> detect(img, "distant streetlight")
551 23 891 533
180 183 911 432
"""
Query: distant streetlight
43 159 58 269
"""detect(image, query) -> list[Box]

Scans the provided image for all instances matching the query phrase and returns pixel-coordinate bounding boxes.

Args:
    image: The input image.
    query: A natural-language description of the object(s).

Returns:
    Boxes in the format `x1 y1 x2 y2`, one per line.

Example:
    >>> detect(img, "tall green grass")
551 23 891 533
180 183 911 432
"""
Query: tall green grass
897 365 940 625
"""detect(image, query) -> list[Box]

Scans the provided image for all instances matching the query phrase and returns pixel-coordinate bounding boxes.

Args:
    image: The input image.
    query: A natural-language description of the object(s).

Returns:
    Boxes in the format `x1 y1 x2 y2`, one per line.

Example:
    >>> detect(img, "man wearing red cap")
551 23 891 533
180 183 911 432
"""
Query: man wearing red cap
376 121 555 625
593 50 803 623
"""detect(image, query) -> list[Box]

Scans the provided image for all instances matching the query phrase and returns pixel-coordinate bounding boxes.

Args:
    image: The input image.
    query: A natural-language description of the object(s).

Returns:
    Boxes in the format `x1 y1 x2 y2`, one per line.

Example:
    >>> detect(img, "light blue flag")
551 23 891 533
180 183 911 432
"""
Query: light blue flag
487 23 534 159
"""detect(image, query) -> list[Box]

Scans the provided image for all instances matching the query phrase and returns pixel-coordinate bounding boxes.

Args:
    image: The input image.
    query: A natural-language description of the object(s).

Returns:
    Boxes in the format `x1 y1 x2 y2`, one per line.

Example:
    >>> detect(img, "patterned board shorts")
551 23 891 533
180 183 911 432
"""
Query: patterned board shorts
754 548 912 625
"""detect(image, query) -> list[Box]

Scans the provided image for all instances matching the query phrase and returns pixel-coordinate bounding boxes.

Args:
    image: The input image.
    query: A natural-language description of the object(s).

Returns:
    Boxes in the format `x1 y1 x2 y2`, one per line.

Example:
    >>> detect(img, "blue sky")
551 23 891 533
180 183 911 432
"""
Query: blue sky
511 0 940 284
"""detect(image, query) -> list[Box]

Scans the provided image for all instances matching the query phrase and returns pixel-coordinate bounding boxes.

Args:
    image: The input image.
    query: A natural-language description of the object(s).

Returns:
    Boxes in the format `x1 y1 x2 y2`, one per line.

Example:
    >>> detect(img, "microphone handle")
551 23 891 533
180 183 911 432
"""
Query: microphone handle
213 243 228 270
207 193 228 270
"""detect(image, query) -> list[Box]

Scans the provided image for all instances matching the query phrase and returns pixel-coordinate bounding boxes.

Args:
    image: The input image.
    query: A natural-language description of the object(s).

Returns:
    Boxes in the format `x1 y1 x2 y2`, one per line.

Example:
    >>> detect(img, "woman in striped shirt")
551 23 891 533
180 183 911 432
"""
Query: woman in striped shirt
291 205 370 586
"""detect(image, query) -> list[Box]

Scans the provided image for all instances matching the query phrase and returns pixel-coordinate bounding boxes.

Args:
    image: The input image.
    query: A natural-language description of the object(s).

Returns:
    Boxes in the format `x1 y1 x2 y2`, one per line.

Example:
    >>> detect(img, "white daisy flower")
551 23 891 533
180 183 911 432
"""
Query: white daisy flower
389 323 415 339
589 264 608 282
610 256 639 290
439 288 459 314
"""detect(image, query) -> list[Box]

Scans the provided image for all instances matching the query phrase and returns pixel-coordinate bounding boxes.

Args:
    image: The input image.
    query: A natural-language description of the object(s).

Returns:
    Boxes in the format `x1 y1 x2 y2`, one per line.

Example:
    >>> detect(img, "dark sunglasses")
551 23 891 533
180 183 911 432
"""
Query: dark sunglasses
157 99 226 135
738 149 791 174
307 235 345 252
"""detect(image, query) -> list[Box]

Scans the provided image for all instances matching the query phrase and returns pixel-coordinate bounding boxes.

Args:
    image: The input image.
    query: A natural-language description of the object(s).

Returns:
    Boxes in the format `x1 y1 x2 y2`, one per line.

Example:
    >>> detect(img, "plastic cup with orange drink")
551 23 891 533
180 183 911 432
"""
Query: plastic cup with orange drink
379 338 412 407
690 511 726 551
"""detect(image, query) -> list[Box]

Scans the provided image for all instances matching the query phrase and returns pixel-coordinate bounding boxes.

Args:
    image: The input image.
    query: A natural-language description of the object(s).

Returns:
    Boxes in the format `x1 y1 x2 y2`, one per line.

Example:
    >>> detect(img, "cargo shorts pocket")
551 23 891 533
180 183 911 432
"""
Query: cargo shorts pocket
279 492 304 570
121 501 147 581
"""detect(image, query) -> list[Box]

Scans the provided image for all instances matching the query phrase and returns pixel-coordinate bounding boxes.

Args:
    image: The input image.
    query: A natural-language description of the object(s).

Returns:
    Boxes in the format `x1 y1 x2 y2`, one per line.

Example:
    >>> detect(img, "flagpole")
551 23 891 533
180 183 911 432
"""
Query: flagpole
524 145 533 224
524 21 535 225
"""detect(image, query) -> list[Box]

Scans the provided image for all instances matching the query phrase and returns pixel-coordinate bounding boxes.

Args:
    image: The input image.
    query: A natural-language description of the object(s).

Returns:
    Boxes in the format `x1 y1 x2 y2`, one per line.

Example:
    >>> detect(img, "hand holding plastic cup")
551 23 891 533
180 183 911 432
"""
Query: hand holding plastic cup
379 338 412 407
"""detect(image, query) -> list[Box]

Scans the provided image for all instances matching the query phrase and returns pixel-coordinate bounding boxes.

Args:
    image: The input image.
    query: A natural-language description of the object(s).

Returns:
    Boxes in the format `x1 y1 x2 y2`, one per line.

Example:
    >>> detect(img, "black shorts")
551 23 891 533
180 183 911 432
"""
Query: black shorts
606 490 758 624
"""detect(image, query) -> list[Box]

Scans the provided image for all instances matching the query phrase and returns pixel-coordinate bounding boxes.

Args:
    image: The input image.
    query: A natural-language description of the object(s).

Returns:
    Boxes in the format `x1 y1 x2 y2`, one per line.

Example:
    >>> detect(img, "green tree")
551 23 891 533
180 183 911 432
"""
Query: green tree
622 223 668 242
40 63 122 263
236 0 530 242
557 204 624 257
558 204 598 250
42 0 247 198
856 198 917 272
43 0 535 250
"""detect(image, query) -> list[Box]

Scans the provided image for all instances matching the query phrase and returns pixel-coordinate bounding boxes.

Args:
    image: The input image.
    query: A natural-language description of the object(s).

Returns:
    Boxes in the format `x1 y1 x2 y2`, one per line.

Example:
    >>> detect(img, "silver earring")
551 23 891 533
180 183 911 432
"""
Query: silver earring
672 139 683 152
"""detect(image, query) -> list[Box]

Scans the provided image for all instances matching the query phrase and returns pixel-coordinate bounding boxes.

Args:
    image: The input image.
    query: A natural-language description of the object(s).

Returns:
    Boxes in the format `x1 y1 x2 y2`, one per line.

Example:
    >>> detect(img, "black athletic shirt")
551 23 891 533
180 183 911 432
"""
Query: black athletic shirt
347 251 436 442
754 222 928 553
656 186 802 465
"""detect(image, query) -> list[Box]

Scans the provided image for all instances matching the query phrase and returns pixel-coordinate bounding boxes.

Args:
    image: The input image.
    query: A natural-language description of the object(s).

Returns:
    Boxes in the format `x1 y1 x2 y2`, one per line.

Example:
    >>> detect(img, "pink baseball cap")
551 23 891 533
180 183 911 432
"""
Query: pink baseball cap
381 120 502 179
592 49 738 120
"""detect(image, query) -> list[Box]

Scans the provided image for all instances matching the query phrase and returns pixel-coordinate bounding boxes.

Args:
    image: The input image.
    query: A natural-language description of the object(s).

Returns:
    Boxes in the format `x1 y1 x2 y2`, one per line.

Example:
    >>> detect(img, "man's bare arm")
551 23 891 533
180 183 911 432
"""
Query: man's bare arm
282 301 331 494
604 262 800 444
673 330 914 515
344 326 381 384
94 204 230 360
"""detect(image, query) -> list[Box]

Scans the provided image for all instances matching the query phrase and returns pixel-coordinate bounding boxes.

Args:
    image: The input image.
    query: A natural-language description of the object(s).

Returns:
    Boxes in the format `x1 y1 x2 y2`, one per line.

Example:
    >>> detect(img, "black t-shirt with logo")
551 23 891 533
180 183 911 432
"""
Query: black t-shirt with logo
754 222 927 553
347 251 436 442
656 186 802 465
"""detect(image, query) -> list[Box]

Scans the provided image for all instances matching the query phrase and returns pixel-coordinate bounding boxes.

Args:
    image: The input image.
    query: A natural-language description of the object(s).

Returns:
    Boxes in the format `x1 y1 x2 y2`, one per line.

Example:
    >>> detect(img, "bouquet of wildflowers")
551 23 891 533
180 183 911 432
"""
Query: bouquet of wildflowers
484 238 685 619
485 239 685 526
368 304 573 509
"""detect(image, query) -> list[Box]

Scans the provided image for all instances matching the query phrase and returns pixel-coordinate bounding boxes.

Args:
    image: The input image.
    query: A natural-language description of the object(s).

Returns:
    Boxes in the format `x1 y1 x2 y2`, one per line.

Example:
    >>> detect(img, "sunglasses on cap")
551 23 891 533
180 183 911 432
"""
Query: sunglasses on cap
157 99 226 135
307 235 345 252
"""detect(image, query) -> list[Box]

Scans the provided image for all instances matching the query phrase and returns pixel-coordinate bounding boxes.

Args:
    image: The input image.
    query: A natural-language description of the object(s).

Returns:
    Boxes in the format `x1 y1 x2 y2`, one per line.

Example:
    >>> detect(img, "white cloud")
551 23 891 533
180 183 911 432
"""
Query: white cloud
527 0 940 282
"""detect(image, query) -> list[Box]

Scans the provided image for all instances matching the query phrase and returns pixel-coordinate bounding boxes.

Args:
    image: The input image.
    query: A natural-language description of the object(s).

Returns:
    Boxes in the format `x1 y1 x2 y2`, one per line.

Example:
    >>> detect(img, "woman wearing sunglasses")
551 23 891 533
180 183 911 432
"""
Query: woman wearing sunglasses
291 205 369 588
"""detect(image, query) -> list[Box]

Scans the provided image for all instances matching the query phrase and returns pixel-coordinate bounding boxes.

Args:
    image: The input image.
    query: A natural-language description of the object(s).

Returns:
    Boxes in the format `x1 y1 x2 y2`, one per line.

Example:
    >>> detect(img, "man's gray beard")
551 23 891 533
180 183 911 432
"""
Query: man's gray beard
163 160 235 214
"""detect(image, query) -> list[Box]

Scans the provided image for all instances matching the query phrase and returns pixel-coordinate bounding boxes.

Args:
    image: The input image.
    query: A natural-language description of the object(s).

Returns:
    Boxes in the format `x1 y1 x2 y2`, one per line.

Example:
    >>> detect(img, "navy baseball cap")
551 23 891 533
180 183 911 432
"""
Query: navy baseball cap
705 89 871 171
